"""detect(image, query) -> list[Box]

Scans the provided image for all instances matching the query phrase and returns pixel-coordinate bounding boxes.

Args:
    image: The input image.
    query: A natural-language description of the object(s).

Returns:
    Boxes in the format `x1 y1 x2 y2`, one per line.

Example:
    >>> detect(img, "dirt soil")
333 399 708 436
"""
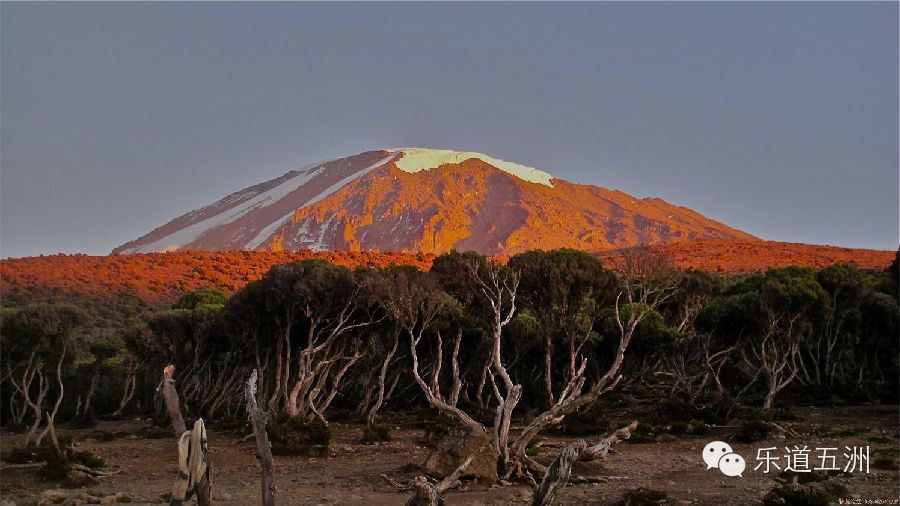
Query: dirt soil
1 405 897 505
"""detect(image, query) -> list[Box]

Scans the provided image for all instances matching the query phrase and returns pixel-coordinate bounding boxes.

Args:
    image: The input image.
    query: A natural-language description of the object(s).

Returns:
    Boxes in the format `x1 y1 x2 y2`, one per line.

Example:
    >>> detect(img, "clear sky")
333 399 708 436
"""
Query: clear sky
1 2 897 258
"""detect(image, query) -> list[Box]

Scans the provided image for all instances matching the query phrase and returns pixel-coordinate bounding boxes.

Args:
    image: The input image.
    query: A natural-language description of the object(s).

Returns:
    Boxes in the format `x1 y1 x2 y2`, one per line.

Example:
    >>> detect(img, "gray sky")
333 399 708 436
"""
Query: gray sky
1 2 897 259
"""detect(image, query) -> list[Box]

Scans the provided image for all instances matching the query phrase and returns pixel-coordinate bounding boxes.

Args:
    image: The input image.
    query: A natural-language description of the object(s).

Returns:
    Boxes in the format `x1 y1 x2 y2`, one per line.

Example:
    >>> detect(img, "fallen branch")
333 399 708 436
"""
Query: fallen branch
578 421 639 462
532 421 638 506
70 464 121 477
231 433 255 444
383 453 475 506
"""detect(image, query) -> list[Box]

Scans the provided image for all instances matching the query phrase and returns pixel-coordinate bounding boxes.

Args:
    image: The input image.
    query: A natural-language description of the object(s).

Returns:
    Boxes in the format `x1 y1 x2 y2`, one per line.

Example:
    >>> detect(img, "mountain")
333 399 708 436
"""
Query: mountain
113 148 758 256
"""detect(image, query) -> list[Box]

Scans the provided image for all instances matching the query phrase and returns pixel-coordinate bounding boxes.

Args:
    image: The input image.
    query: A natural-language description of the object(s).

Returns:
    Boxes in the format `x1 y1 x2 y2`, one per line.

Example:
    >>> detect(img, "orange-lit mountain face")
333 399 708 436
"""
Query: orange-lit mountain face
113 148 757 256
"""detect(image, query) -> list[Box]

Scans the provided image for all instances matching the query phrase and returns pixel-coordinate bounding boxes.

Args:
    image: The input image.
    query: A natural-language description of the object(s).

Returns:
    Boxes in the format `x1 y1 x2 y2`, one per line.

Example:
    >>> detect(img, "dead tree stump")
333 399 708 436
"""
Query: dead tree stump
160 364 211 506
245 369 276 506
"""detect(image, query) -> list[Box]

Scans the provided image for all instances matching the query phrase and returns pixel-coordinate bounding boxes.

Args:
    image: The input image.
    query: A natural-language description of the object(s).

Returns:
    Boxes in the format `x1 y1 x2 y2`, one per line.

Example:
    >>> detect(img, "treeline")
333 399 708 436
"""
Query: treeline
2 248 897 454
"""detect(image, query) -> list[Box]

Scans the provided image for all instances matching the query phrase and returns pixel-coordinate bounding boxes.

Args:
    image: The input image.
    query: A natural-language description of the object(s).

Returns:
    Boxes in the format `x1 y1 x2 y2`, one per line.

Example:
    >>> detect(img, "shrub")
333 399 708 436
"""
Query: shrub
763 482 849 506
269 415 331 456
872 457 898 470
615 488 667 506
5 444 41 464
769 407 798 421
826 426 856 438
418 409 462 446
73 449 105 469
137 423 174 439
42 448 73 480
626 423 658 444
774 470 827 485
360 423 392 444
5 438 105 480
765 474 849 506
734 418 772 443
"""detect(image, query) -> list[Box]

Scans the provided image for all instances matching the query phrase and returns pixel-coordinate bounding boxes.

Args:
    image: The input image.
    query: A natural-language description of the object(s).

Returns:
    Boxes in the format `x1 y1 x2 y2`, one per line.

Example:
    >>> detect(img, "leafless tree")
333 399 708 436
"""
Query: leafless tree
740 313 804 411
35 341 68 450
6 352 49 444
365 328 402 430
408 248 678 482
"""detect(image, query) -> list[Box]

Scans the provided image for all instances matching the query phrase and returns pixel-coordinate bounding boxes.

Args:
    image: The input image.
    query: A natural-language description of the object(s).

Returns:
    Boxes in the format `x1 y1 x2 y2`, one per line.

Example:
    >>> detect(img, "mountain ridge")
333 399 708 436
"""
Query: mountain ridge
113 148 758 255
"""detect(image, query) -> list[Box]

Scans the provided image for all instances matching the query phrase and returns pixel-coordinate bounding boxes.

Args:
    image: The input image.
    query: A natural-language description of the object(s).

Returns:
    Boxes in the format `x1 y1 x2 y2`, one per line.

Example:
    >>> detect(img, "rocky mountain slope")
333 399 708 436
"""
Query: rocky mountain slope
113 148 757 255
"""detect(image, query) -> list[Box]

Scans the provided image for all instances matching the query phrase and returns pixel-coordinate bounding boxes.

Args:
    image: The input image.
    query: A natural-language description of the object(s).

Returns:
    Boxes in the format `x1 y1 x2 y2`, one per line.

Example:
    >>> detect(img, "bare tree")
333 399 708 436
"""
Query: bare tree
365 328 401 431
741 313 803 411
245 369 276 506
506 248 678 478
407 249 678 482
6 352 49 445
36 341 67 450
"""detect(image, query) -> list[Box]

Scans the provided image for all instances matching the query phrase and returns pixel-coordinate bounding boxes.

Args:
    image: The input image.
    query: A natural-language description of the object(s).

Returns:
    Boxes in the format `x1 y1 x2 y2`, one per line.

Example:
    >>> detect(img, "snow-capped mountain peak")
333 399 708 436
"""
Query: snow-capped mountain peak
391 148 554 187
113 148 756 255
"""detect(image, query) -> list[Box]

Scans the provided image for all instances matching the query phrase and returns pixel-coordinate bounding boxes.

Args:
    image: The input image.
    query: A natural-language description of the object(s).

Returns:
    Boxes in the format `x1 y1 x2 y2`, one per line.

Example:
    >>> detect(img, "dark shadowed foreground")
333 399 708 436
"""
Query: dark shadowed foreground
2 405 897 506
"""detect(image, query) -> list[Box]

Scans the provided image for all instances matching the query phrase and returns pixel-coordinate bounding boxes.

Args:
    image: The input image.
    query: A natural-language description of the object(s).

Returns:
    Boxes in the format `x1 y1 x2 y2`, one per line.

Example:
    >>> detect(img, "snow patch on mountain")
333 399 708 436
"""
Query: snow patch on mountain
245 152 399 250
392 148 554 187
121 163 324 253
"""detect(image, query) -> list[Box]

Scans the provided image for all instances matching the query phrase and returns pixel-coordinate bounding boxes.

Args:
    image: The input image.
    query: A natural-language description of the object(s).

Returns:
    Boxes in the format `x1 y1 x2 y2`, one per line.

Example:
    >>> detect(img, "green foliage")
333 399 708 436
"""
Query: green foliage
2 248 897 437
172 288 228 310
600 304 678 354
2 302 88 359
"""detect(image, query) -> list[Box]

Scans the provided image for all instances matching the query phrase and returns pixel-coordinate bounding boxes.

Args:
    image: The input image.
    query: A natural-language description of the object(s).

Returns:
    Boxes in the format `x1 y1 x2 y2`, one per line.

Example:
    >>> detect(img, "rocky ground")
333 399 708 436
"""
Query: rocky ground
1 405 897 506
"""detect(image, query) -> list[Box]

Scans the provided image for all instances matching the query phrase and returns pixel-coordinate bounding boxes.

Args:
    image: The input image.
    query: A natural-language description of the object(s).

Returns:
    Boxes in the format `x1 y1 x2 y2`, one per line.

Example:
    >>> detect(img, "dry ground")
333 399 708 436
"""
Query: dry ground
1 405 897 505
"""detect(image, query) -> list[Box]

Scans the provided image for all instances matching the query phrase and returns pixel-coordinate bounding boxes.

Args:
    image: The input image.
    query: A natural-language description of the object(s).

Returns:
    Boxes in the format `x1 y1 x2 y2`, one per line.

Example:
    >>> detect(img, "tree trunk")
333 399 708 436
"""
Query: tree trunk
532 421 638 506
160 365 211 506
245 369 276 506
367 331 399 429
37 343 67 450
80 367 100 421
113 369 137 416
532 440 586 506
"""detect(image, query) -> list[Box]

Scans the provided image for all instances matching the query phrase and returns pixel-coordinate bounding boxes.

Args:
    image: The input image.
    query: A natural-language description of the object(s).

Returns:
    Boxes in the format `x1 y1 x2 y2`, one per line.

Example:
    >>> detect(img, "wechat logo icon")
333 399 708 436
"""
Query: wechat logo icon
703 441 745 477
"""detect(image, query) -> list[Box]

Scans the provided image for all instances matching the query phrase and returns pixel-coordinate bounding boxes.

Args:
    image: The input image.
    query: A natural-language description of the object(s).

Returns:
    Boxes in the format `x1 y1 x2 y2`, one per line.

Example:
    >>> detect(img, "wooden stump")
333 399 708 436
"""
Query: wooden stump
160 364 211 506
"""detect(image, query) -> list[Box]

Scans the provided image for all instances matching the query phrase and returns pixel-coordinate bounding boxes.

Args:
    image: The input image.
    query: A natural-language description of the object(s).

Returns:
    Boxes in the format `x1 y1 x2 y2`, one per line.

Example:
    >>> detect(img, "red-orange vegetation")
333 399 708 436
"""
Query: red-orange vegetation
2 241 891 306
598 240 894 274
1 250 433 305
